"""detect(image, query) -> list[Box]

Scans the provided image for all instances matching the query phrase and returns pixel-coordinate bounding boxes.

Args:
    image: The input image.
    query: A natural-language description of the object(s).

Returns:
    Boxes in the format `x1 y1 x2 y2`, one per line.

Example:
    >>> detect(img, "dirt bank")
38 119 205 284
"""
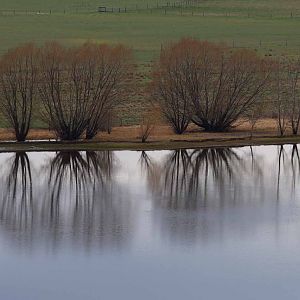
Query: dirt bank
0 118 298 152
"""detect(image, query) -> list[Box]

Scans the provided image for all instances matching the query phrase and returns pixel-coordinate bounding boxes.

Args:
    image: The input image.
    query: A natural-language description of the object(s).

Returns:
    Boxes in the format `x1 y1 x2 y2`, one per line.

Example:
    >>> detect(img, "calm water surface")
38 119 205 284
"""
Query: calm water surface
0 145 300 299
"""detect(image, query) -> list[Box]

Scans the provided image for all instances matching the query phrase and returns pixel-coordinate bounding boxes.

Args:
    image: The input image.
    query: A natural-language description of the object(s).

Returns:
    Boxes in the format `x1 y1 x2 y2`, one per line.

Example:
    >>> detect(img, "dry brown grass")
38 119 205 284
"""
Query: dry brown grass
0 118 282 142
99 118 280 142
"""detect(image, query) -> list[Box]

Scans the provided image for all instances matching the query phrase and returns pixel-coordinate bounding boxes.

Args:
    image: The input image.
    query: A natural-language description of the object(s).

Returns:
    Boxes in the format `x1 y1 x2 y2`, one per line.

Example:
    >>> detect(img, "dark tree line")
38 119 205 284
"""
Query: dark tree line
1 38 300 142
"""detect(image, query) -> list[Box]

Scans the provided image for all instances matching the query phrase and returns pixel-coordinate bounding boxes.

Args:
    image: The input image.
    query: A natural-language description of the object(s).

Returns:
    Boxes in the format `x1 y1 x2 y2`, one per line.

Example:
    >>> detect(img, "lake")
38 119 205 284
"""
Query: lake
0 145 300 300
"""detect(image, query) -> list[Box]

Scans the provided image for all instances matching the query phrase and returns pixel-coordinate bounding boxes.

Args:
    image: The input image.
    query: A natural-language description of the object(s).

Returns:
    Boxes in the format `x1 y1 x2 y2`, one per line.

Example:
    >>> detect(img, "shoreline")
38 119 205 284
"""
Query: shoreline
0 135 299 152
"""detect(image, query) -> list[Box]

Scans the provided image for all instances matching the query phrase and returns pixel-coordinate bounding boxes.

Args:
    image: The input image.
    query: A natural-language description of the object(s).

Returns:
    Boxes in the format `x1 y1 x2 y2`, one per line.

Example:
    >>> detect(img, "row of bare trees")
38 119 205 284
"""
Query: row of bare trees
152 38 300 135
0 42 131 141
1 38 300 141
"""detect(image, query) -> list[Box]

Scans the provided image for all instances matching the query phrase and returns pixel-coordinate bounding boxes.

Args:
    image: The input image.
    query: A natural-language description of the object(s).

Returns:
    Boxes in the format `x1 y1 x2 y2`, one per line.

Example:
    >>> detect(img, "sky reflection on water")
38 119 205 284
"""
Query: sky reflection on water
0 145 300 300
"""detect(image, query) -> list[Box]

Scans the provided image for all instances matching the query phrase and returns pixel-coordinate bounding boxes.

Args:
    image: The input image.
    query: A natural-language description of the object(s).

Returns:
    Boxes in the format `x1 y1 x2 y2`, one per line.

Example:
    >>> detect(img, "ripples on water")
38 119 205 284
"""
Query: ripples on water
0 145 300 299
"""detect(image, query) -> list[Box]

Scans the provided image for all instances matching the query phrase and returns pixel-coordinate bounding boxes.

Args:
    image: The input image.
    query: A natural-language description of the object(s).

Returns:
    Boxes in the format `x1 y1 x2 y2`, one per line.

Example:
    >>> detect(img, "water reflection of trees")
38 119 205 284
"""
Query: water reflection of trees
0 151 133 251
0 152 33 230
44 151 114 218
1 145 300 251
277 144 300 195
141 147 263 209
142 145 300 246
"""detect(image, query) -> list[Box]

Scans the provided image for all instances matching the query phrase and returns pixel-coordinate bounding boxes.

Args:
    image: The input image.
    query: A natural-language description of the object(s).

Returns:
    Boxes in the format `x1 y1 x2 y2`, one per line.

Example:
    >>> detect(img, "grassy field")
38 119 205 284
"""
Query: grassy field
0 0 299 62
0 0 299 127
1 0 300 13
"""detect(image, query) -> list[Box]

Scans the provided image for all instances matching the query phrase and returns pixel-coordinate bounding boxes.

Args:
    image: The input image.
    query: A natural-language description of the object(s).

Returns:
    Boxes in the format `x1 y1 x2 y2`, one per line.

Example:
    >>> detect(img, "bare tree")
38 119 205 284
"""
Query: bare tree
286 58 300 135
38 42 131 140
85 43 132 139
139 117 155 143
138 106 160 143
274 59 291 136
151 39 272 133
190 42 272 131
0 44 38 141
151 39 195 134
38 42 94 140
245 101 265 138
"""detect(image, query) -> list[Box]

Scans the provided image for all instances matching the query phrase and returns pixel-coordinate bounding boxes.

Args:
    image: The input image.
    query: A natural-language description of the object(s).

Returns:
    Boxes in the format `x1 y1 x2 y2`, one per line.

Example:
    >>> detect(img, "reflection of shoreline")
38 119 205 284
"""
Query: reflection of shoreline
0 151 133 252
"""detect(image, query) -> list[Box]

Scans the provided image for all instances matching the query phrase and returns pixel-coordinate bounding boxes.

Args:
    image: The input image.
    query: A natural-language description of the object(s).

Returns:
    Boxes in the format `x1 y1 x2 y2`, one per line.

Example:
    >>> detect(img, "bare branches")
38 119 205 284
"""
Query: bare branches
139 117 155 143
0 44 38 141
85 43 132 139
2 39 300 141
38 42 132 141
39 42 96 140
151 38 273 134
138 106 161 142
151 39 197 133
271 56 300 136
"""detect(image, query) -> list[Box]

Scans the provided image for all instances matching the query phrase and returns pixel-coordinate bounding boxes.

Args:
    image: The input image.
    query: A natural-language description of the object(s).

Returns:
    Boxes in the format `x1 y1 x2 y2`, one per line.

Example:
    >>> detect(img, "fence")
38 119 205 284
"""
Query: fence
1 3 300 19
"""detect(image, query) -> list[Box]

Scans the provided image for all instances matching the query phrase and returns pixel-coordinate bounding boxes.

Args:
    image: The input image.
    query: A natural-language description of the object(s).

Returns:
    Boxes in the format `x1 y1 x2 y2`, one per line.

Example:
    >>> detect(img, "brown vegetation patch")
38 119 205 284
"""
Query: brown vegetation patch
0 118 280 143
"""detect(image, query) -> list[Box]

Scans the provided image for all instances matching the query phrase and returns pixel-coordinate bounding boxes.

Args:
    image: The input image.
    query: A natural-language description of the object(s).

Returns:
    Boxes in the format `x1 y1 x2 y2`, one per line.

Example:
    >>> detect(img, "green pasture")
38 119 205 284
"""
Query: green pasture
0 12 299 64
0 0 300 13
0 0 299 62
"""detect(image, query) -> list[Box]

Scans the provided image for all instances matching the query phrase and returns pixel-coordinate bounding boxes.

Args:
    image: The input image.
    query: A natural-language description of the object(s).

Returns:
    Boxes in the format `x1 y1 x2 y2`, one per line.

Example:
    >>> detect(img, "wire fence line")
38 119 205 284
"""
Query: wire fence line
1 5 300 19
